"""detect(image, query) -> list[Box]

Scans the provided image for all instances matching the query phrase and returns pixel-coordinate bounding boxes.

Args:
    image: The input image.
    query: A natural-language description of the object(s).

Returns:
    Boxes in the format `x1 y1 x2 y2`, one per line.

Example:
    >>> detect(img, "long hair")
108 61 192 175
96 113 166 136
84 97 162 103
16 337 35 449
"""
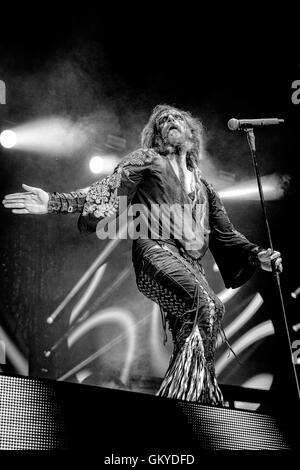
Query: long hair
141 104 205 208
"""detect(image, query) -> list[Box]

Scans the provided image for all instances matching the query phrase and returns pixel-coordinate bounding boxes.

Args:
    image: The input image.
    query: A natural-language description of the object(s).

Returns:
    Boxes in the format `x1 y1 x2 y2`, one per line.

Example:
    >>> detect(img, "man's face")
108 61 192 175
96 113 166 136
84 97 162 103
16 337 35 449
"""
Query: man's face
156 110 192 146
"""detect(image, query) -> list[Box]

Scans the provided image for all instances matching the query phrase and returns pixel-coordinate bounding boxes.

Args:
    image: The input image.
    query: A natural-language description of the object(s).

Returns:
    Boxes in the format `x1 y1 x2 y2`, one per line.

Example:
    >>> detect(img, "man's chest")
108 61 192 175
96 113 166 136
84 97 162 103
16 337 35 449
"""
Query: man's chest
168 159 194 195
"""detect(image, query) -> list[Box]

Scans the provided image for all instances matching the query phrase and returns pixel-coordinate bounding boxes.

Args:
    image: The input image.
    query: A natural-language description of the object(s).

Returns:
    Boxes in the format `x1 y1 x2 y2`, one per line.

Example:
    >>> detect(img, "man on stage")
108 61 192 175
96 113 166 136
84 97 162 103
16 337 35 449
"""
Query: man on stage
3 104 282 405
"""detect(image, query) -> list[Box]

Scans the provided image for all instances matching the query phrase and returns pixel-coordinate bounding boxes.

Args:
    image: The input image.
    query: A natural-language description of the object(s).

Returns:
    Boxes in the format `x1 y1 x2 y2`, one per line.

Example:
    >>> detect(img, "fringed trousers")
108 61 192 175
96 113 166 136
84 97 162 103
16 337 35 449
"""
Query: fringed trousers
132 240 225 405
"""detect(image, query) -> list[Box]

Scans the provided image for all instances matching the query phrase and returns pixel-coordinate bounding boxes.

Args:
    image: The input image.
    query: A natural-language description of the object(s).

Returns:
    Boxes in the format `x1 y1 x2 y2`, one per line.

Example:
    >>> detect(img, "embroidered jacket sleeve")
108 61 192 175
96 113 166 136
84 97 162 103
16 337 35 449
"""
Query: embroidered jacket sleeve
77 148 154 234
204 180 264 288
48 190 88 214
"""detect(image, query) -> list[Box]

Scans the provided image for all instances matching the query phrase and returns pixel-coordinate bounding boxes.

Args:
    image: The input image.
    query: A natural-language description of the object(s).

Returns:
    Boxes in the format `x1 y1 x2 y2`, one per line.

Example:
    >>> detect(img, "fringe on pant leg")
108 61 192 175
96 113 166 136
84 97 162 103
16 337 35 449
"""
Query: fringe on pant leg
135 244 225 405
156 286 224 405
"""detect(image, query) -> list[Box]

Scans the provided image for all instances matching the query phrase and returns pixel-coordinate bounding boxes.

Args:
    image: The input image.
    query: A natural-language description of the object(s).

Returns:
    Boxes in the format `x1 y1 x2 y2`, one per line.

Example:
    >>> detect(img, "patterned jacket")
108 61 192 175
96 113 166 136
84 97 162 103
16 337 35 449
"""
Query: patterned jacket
48 147 262 288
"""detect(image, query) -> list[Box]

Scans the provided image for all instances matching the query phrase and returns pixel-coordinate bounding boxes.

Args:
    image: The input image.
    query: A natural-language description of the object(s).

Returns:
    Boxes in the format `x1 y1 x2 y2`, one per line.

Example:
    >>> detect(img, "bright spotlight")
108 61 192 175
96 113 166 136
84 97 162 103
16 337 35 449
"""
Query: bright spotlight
0 130 17 149
89 154 119 174
218 174 290 201
89 156 104 174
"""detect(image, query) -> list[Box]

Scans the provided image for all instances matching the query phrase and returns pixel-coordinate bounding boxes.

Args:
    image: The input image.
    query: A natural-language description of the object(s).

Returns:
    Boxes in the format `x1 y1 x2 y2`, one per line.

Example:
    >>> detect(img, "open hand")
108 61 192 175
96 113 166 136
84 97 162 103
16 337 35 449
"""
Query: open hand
2 184 49 215
258 248 283 273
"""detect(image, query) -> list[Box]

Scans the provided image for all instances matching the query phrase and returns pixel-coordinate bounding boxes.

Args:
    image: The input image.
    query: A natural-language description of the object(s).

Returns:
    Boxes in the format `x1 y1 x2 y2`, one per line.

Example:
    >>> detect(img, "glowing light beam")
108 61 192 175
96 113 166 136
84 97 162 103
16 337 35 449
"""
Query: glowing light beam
219 174 290 201
215 320 275 376
217 287 241 304
61 308 149 385
0 325 28 375
216 293 264 348
234 373 274 411
0 117 93 156
69 264 107 325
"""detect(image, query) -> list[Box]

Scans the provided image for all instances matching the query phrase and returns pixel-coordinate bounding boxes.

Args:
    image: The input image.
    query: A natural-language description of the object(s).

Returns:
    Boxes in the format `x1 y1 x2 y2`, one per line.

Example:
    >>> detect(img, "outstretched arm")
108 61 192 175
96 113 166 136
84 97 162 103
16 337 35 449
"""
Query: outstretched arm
2 149 155 230
2 184 88 215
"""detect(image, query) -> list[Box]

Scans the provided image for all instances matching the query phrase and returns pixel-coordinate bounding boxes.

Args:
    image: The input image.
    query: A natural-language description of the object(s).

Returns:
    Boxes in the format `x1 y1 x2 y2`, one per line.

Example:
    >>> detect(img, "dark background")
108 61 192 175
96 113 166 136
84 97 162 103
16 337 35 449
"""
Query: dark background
0 4 300 408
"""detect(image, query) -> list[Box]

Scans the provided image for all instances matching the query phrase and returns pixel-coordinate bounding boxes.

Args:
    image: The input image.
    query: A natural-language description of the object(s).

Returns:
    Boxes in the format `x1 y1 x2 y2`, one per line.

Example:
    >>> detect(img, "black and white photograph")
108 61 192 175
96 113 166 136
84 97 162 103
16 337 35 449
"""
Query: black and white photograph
0 4 299 458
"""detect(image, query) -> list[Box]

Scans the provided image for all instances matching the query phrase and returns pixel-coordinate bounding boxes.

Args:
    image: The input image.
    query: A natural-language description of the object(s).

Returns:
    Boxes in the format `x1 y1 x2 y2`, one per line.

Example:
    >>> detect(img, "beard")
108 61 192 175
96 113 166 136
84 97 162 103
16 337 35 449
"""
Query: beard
160 129 193 156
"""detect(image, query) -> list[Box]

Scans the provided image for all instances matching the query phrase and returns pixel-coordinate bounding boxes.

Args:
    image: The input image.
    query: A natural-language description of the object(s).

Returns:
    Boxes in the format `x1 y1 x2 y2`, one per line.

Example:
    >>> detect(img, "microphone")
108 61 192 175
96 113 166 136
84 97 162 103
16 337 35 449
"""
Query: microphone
291 286 300 299
292 323 300 333
228 118 284 131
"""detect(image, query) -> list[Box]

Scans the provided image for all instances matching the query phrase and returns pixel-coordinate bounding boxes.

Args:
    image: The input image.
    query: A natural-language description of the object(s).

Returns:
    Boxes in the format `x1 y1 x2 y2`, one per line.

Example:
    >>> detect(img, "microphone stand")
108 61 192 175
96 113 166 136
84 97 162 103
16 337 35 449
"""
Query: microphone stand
244 127 300 400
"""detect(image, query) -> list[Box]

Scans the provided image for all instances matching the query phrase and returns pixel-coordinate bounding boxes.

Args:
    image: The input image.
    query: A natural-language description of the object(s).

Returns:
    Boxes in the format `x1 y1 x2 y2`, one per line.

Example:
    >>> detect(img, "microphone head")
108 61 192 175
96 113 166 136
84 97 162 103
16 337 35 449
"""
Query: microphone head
228 118 239 131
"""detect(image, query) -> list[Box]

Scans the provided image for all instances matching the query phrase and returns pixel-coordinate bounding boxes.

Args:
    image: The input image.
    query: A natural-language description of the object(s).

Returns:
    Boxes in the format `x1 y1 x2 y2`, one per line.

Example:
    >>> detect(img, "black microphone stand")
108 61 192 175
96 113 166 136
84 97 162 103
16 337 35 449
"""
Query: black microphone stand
244 127 300 400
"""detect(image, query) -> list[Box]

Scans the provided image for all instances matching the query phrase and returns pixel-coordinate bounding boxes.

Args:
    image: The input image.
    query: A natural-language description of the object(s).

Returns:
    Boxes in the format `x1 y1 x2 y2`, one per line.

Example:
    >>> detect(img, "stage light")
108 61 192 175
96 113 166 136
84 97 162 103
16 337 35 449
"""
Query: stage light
0 117 94 156
89 154 119 175
0 118 126 167
218 174 290 201
0 130 17 148
89 156 104 174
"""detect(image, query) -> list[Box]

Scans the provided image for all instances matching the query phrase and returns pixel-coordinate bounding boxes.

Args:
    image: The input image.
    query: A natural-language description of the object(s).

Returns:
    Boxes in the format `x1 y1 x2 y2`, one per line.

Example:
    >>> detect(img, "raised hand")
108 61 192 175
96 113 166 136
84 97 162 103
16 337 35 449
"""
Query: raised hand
258 248 283 273
2 184 49 215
